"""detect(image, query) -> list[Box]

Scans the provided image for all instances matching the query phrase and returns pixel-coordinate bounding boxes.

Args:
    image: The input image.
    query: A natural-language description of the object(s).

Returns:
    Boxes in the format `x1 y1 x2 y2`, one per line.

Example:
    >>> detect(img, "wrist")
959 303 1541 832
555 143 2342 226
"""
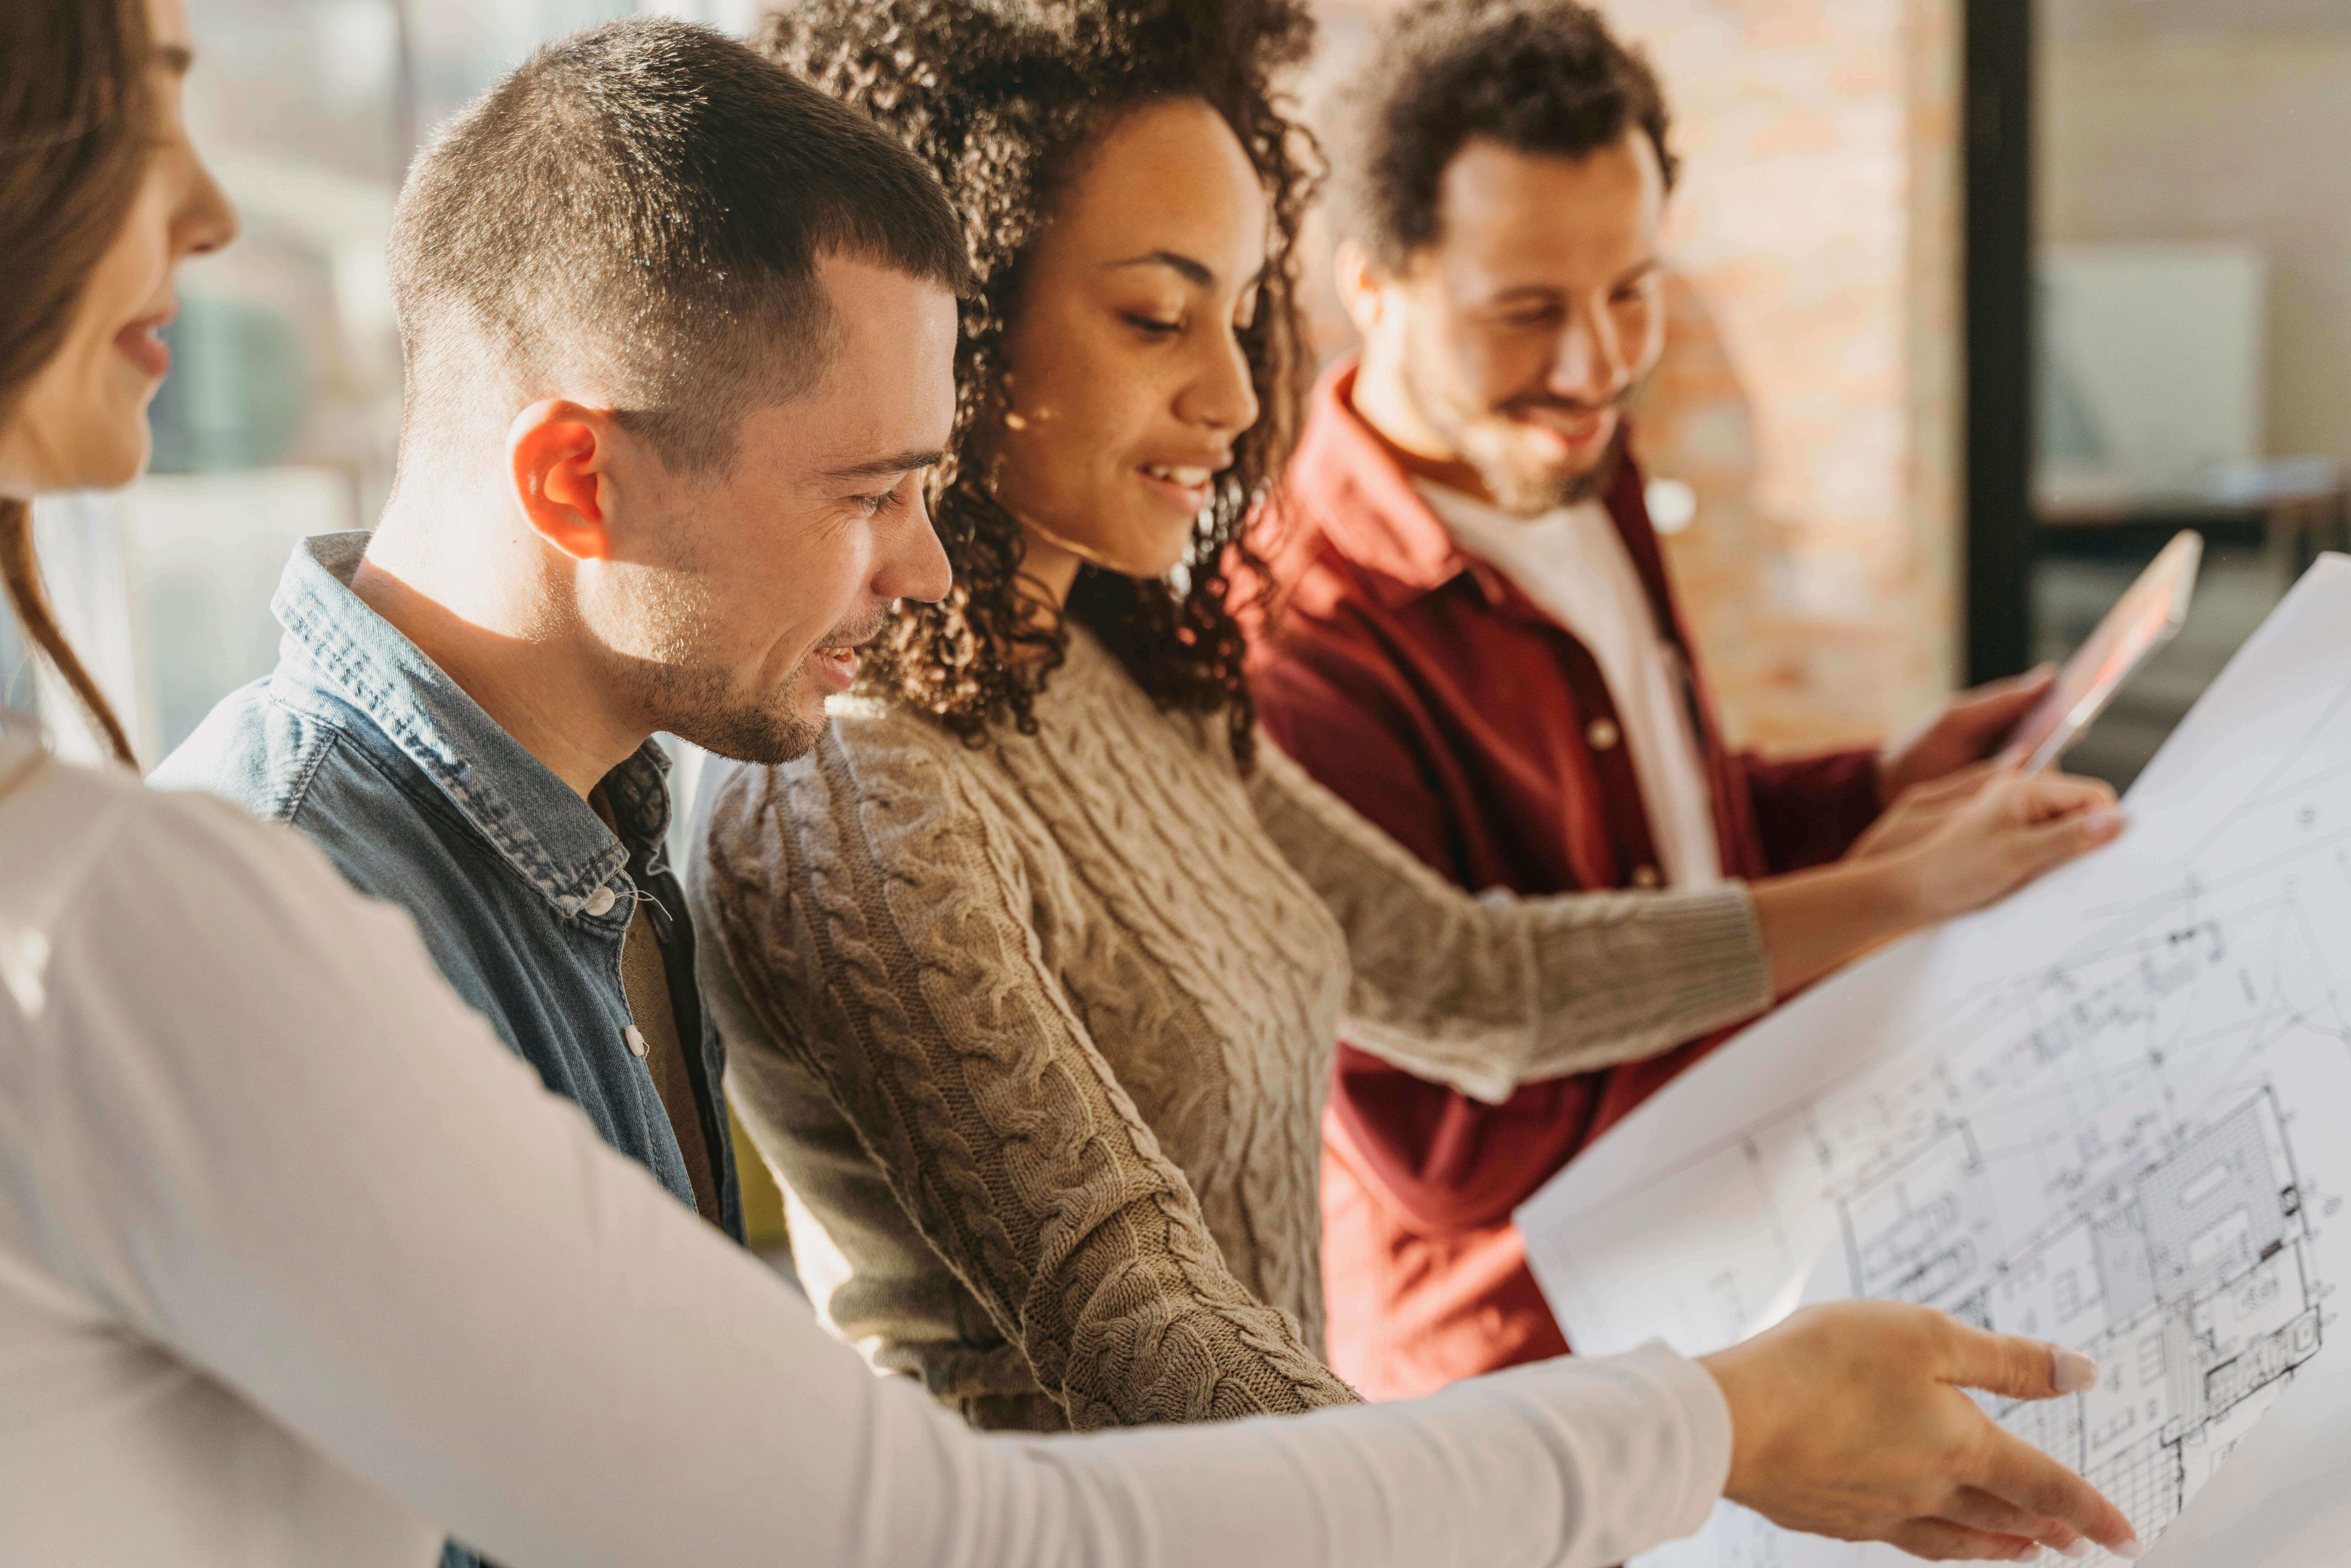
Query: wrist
1870 846 1937 928
1835 849 1937 936
1697 1343 1769 1506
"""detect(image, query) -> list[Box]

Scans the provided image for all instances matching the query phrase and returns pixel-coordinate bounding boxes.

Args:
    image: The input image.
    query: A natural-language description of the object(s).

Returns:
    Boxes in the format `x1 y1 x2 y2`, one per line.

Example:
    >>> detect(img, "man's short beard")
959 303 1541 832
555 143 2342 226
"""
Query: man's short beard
1401 355 1635 515
650 603 894 767
1478 427 1627 515
638 656 826 767
615 577 845 768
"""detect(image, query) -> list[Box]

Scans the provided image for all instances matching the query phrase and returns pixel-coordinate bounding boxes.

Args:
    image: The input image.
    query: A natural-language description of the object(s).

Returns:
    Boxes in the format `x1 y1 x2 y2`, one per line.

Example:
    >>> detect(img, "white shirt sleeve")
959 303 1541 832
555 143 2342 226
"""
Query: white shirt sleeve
3 760 1731 1568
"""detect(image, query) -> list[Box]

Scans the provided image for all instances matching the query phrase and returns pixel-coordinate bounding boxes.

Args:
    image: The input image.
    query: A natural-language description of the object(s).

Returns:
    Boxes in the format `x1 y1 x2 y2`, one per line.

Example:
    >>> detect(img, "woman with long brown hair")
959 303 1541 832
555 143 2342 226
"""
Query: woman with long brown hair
695 0 2123 1450
0 2 2139 1565
0 0 211 763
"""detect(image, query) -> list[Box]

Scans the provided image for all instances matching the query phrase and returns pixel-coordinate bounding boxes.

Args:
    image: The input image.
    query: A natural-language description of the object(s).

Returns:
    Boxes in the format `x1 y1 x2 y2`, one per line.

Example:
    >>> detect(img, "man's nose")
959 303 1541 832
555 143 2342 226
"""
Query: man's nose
1547 308 1630 406
881 489 954 606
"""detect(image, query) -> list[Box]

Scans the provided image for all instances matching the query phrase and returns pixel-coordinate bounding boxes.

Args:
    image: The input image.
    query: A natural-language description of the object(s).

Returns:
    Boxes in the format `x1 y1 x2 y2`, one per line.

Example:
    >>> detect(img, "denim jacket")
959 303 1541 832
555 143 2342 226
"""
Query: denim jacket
155 533 744 1243
156 533 746 1568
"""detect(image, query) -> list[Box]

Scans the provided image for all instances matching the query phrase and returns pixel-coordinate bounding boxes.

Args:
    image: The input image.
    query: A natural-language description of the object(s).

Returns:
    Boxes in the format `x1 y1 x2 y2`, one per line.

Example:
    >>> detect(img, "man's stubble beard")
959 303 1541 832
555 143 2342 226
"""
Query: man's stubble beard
619 566 849 768
1399 348 1634 516
620 637 827 767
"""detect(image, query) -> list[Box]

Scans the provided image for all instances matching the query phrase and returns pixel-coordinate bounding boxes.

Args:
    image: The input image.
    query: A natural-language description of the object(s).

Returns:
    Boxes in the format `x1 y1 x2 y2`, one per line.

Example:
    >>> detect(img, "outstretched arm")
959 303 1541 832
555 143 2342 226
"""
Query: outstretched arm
1250 737 1775 1103
7 770 2139 1568
1254 737 2122 1103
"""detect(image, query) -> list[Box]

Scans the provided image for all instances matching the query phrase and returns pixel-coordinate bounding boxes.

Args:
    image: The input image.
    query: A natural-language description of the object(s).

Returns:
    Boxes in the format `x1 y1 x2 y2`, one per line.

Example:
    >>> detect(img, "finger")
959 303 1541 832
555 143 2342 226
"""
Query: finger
2042 1523 2093 1560
1952 665 2059 724
1886 1517 2045 1562
1971 1428 2141 1557
1942 1326 2101 1401
2005 808 2127 874
2015 773 2119 822
1939 1485 2088 1553
1908 758 2012 805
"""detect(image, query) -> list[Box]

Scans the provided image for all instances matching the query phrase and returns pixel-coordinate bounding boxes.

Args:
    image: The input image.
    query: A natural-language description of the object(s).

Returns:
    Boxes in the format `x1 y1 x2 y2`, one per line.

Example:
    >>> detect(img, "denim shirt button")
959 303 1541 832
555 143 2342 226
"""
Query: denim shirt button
624 1024 649 1059
583 885 618 917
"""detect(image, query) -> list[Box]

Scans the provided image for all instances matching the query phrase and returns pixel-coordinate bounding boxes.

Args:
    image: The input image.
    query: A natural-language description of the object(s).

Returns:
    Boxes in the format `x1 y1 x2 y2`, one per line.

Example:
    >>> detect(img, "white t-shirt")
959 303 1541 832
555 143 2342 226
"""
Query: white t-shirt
0 719 1731 1568
1420 484 1725 889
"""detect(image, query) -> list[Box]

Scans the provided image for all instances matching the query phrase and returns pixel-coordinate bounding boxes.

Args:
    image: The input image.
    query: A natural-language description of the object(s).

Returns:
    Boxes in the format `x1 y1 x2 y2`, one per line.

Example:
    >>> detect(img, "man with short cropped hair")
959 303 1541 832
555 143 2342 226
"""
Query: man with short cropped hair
154 22 965 1564
1252 0 2061 1399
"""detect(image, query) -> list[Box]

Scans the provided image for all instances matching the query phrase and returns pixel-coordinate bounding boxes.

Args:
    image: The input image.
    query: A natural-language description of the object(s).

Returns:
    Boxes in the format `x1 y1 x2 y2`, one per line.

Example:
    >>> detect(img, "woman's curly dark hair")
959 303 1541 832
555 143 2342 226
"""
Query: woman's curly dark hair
761 0 1319 766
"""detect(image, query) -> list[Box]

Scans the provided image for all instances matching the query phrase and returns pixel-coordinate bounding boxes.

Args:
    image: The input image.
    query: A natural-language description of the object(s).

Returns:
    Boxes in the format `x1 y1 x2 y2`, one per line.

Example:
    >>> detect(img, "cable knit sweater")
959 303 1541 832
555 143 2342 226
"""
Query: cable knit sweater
688 625 1775 1432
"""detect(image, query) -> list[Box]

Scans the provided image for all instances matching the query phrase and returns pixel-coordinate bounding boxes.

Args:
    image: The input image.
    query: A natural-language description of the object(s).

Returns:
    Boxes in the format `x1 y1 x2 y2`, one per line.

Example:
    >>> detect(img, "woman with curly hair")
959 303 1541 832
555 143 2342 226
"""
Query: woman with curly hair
691 0 2119 1438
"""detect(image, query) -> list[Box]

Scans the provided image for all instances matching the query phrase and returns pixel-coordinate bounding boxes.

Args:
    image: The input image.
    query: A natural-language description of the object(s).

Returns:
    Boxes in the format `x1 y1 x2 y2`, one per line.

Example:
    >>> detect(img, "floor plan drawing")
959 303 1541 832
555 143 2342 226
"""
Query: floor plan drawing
1517 556 2351 1568
1845 1089 2320 1544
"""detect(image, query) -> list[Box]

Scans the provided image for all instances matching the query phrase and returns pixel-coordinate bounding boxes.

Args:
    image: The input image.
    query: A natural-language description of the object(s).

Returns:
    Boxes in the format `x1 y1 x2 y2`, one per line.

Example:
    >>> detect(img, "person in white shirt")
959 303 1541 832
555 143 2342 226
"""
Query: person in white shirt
0 1 2139 1564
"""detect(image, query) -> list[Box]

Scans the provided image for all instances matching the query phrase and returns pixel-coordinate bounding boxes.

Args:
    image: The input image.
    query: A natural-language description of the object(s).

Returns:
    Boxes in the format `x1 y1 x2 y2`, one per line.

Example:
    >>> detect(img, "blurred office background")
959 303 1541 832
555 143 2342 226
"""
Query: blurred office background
2028 0 2351 786
9 0 2350 794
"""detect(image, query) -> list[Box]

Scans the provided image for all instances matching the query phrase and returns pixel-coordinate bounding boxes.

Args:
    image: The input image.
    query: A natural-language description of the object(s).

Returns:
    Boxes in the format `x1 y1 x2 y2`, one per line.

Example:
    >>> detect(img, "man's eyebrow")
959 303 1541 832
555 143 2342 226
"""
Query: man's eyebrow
818 447 946 483
1102 249 1218 288
155 45 194 74
1483 258 1662 305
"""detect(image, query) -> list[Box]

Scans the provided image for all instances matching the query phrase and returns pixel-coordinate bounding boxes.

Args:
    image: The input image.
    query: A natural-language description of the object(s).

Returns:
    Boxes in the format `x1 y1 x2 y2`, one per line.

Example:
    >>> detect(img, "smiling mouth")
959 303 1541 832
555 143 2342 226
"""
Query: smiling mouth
114 308 175 381
1137 462 1222 513
807 615 890 693
1506 393 1629 448
810 645 861 692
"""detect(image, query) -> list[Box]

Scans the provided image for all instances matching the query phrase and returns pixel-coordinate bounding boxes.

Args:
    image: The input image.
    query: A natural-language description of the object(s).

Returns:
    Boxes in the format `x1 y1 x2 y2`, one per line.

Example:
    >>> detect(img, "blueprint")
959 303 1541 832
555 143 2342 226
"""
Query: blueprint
1517 554 2351 1568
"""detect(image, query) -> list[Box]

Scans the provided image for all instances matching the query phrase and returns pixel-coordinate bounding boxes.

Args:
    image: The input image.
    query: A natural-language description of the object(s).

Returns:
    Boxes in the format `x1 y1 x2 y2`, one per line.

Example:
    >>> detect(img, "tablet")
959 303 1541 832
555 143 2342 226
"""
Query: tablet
2007 528 2202 773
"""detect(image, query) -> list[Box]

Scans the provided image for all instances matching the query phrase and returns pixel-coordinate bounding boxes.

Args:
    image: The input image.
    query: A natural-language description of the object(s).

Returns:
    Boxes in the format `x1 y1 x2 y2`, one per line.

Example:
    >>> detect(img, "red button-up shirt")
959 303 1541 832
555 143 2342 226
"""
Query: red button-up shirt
1252 360 1883 1398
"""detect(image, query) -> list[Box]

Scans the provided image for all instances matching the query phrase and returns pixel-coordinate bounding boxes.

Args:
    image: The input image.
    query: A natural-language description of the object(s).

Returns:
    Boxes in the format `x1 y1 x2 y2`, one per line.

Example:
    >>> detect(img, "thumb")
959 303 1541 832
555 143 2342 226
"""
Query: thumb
1956 664 2057 721
1944 1324 2102 1401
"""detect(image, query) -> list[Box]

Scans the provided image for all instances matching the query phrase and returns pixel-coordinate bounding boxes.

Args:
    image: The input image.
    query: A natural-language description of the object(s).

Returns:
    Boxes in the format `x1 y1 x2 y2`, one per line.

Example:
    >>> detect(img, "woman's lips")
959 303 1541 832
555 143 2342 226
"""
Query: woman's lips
114 312 173 381
1137 462 1216 515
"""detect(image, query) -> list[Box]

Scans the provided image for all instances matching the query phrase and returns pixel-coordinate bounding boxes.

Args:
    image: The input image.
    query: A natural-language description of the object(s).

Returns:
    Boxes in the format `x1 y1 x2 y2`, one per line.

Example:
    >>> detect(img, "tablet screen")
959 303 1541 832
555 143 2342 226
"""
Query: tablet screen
2007 529 2202 773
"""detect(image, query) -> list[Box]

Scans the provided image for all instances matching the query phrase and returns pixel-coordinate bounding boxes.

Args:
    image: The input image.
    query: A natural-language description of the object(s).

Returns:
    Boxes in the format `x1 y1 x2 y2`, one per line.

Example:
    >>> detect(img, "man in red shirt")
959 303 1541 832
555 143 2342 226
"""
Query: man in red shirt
1255 0 2067 1397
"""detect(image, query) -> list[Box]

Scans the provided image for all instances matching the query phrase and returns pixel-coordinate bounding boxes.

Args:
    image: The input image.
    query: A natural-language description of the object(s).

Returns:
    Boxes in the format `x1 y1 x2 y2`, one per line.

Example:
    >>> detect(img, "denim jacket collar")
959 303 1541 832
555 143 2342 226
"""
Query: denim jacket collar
269 532 669 918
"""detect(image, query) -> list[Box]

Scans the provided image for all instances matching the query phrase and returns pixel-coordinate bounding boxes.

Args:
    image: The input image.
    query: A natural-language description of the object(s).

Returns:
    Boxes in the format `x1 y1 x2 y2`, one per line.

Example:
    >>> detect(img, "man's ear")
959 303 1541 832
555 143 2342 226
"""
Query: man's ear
509 400 620 561
1333 240 1388 339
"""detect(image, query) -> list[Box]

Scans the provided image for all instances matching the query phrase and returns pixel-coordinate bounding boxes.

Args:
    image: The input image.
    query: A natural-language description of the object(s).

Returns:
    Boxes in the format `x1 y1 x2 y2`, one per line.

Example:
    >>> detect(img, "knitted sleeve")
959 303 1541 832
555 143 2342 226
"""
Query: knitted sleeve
1249 737 1776 1105
693 731 1360 1431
